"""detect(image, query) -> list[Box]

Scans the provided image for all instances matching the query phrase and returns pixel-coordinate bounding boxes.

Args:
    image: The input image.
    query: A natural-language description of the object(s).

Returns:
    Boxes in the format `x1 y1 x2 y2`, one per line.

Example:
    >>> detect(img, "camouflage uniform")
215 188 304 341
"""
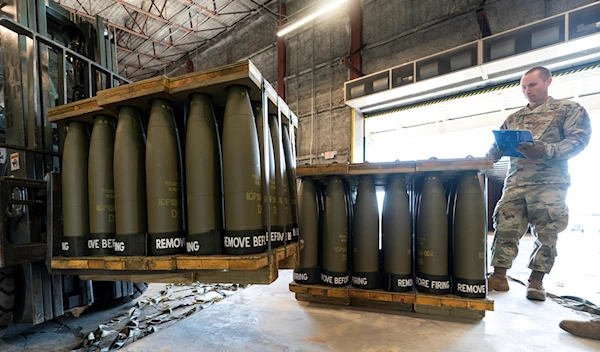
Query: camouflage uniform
489 97 591 273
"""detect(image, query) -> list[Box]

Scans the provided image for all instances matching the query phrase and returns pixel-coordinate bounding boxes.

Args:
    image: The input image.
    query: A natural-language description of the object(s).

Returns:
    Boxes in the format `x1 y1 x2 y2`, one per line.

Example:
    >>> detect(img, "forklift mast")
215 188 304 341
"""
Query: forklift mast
0 0 134 329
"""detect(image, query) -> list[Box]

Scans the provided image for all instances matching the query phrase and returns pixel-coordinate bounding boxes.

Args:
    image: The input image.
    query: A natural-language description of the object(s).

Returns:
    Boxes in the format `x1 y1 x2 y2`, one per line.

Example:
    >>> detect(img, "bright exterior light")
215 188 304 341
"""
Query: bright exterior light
276 0 348 37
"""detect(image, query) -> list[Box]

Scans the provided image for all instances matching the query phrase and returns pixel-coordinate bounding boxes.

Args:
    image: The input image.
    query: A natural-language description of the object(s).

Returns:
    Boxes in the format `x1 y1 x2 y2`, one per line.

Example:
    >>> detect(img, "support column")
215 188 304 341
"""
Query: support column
277 1 286 100
349 0 362 80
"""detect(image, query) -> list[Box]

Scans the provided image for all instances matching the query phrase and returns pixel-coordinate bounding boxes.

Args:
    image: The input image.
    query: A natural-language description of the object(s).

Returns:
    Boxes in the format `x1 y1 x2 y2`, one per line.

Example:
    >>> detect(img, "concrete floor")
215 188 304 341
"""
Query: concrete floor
120 233 600 352
1 232 599 351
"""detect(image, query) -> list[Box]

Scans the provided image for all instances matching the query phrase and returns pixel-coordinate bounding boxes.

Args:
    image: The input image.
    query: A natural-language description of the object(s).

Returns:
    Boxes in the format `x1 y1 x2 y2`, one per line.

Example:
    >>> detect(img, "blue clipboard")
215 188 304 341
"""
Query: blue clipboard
492 130 534 158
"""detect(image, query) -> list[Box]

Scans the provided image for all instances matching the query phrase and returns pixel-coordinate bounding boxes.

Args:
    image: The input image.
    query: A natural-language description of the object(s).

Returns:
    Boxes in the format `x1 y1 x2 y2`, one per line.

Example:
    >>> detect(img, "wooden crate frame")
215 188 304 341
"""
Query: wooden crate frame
49 242 302 285
289 282 494 319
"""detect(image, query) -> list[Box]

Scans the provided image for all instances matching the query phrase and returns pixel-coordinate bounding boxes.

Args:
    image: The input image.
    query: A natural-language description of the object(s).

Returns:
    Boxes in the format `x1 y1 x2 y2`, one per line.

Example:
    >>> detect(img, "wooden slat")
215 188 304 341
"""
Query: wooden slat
191 263 278 285
289 282 349 298
228 258 267 270
45 60 297 129
51 250 283 272
270 242 303 269
80 273 196 284
76 262 279 285
296 158 493 178
295 293 351 305
415 157 493 172
348 288 415 303
392 293 415 304
168 60 263 107
289 283 494 318
349 161 415 175
296 164 350 177
47 97 117 125
414 292 494 311
96 75 170 111
278 255 298 269
51 259 89 269
169 61 253 92
50 242 301 287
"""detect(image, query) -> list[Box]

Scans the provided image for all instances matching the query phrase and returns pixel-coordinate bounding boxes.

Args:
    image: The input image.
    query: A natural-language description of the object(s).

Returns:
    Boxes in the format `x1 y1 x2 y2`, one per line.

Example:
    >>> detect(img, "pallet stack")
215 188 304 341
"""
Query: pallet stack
290 157 495 319
47 60 301 285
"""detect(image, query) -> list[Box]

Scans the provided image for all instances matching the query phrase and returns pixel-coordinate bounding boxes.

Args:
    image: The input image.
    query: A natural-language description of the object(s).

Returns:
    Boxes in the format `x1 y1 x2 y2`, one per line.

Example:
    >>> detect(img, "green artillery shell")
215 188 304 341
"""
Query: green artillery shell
62 121 90 256
252 102 280 248
294 177 320 284
282 124 299 242
382 174 413 292
186 93 224 255
113 105 147 256
88 115 116 256
321 176 349 287
269 114 293 245
222 85 265 254
352 175 381 289
453 172 487 298
416 173 451 294
146 98 185 255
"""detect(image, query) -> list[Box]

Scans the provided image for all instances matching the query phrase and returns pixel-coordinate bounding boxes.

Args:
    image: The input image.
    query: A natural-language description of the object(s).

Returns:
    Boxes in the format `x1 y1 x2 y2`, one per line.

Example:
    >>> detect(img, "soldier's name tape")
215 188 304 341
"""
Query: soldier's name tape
351 271 381 289
453 277 487 298
415 272 452 294
321 268 350 287
382 273 414 292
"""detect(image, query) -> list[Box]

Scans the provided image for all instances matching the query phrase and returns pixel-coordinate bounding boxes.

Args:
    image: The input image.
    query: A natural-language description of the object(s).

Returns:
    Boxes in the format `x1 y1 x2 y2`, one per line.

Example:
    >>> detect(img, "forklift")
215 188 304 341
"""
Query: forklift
0 0 145 337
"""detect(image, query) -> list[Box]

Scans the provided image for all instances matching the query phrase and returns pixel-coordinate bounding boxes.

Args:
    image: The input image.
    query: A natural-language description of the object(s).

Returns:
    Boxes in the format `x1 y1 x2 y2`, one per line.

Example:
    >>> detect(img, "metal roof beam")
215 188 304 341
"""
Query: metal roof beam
125 0 235 78
113 0 194 34
116 44 186 70
58 3 177 49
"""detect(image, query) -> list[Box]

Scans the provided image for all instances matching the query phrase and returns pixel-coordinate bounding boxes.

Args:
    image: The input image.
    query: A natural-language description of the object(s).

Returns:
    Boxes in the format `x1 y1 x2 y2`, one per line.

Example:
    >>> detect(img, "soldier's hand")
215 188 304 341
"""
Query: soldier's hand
486 151 503 163
517 142 545 160
486 143 504 163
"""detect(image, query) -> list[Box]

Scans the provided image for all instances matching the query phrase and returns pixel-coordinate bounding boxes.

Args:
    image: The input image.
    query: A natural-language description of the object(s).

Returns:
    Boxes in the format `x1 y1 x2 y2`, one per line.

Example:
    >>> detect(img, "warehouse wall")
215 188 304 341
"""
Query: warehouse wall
181 0 596 165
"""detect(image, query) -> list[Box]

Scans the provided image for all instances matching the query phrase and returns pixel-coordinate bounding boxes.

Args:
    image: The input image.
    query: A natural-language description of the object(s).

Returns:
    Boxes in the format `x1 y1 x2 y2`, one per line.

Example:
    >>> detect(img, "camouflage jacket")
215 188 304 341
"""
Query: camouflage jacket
489 97 591 187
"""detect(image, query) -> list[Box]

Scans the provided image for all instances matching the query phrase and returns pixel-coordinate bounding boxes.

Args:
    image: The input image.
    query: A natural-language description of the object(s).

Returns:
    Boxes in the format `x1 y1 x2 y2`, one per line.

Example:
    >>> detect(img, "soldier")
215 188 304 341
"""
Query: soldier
486 66 592 301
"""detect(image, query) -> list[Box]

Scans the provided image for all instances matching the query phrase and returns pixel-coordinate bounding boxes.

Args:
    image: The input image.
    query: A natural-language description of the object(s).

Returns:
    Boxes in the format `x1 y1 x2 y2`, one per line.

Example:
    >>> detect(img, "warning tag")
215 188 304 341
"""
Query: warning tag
10 153 20 171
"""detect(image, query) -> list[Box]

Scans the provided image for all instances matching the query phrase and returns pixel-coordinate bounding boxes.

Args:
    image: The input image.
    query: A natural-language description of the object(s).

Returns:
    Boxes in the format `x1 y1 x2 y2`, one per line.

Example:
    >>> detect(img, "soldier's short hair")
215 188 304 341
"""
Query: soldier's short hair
524 66 552 81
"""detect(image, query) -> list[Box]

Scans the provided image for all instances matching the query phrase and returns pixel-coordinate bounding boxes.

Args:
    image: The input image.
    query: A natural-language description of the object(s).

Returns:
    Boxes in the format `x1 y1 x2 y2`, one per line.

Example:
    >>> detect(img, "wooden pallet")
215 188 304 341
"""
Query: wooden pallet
168 61 266 106
296 158 492 179
50 242 302 285
47 60 298 127
415 157 493 173
96 75 171 112
289 282 351 305
47 96 118 125
289 282 494 319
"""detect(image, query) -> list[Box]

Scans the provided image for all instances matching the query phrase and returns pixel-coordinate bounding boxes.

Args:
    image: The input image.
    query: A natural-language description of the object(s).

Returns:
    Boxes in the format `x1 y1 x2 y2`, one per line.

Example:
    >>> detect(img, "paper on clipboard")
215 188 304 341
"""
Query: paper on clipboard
492 130 534 158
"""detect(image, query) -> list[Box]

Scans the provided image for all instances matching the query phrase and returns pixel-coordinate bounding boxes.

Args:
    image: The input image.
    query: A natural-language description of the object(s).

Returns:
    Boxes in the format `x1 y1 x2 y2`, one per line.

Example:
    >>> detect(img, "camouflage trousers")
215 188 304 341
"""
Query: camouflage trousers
491 183 569 273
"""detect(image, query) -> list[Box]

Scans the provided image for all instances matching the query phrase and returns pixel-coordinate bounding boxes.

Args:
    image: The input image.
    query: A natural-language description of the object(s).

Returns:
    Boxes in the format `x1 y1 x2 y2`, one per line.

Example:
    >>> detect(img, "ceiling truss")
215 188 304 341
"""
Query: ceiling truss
55 0 275 80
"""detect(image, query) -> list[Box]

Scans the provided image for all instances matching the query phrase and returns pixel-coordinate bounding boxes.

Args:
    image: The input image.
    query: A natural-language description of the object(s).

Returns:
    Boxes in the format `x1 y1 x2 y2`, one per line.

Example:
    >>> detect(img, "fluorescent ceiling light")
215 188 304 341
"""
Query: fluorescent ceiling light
277 0 348 37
